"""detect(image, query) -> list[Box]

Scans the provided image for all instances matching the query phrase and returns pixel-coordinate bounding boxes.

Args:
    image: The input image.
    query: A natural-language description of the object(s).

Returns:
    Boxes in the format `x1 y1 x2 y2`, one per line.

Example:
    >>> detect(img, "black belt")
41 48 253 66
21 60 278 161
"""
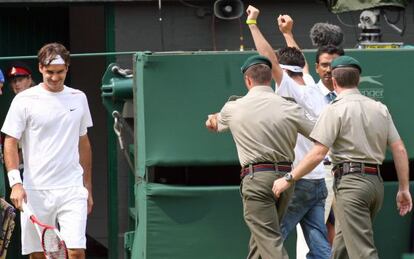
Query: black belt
333 162 379 178
240 162 292 179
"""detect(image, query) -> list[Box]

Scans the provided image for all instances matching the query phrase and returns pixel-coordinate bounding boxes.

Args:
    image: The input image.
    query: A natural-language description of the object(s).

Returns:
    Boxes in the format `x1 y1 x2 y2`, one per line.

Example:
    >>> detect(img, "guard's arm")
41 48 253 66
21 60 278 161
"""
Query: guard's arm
291 142 328 180
205 113 219 132
272 142 328 198
390 139 412 216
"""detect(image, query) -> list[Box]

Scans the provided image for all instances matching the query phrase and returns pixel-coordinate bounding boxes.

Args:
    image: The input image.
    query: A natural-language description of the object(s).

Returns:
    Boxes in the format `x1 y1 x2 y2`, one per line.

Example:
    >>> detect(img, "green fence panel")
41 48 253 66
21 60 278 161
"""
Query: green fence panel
130 182 296 259
129 181 413 258
373 181 414 258
135 50 414 167
134 51 248 169
132 183 249 259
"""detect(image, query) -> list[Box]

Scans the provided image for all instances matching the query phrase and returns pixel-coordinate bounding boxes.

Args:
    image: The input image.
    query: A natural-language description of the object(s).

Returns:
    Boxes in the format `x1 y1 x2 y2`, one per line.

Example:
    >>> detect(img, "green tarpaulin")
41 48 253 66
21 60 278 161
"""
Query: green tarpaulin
325 0 408 13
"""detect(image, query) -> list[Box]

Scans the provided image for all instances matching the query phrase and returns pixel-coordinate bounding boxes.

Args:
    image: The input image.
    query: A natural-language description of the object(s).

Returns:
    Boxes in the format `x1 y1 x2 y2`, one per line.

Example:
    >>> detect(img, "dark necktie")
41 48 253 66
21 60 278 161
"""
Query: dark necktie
326 92 337 103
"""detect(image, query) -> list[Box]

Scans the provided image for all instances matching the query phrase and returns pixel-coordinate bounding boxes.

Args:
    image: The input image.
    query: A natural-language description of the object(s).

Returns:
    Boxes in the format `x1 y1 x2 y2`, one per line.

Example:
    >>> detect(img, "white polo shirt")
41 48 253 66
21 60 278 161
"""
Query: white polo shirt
1 84 93 189
276 72 327 179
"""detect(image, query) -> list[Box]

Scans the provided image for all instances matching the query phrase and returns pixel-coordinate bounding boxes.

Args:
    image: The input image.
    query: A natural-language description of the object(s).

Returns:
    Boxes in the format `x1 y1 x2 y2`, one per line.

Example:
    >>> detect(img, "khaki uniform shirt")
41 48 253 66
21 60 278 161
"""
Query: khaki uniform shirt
217 85 314 167
310 88 400 164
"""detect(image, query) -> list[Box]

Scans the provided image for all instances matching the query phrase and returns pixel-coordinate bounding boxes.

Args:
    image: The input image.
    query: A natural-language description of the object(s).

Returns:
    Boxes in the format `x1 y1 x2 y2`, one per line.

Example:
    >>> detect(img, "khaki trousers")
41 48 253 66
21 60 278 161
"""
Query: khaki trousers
241 171 294 259
332 173 384 259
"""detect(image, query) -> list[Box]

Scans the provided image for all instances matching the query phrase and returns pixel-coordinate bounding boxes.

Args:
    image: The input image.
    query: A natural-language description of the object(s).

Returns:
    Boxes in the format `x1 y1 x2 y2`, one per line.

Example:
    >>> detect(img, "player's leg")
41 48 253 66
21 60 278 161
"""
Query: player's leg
23 190 56 256
56 186 88 259
29 252 45 259
280 179 314 240
68 248 85 259
300 199 331 259
298 179 330 259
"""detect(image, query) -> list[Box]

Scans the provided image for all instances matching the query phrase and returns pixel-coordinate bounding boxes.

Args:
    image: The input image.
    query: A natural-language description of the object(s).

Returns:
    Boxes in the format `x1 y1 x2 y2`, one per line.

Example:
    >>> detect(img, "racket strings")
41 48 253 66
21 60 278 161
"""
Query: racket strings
42 229 68 259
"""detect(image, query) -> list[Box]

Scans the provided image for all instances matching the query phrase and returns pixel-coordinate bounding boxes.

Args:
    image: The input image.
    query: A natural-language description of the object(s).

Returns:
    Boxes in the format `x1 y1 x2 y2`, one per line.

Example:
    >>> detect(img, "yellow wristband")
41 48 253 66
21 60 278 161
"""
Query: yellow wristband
246 19 257 25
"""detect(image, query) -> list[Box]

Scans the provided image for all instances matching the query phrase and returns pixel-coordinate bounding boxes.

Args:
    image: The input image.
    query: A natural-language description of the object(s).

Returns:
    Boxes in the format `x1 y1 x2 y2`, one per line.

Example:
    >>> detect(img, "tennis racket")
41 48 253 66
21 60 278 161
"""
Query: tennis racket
22 202 68 259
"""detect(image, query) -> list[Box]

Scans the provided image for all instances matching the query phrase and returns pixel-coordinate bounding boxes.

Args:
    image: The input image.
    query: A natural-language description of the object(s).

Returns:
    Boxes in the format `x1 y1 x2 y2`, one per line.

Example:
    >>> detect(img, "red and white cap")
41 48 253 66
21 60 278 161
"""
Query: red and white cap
7 65 32 78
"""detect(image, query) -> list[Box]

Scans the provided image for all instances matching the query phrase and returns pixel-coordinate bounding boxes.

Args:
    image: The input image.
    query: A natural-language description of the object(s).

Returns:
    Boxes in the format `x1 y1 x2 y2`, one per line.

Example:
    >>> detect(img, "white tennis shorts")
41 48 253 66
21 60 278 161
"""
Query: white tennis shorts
21 186 89 255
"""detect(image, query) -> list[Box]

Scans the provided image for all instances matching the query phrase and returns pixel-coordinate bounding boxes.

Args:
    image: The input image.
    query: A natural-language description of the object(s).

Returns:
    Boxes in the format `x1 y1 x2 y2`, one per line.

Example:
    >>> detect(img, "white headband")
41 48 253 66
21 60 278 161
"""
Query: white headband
280 64 303 73
46 55 66 65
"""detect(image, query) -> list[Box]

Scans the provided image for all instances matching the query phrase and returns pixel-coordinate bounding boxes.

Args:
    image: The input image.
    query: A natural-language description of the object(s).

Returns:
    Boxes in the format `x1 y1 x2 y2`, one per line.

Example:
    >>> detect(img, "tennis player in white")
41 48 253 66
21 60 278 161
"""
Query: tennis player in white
1 42 93 259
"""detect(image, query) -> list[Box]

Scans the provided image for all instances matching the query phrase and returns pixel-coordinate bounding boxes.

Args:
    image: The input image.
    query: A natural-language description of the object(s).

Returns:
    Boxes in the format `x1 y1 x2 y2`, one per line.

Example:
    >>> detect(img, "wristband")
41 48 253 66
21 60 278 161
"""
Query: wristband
8 169 22 187
246 19 257 25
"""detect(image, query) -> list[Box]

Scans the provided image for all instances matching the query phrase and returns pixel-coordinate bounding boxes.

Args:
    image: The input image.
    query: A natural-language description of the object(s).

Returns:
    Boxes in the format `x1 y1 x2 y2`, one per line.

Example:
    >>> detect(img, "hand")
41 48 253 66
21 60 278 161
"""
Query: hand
277 14 293 34
396 190 412 216
246 5 259 21
10 183 27 211
87 192 94 215
272 177 291 198
205 114 218 131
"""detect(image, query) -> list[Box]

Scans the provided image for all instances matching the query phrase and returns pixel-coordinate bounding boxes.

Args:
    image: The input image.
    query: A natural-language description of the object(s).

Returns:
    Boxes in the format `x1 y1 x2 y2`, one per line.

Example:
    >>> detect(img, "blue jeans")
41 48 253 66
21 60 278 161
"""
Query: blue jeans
281 178 331 259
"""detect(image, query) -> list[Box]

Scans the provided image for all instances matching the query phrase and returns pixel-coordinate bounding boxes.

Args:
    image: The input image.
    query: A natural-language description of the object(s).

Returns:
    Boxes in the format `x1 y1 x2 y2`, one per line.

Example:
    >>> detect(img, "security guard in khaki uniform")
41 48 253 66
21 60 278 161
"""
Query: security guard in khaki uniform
206 55 314 259
273 56 412 259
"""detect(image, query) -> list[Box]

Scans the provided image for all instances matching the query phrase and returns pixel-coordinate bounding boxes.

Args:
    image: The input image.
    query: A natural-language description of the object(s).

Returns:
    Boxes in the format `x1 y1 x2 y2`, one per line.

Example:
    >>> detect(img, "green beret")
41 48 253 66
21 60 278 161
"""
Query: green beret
331 55 362 73
241 55 272 74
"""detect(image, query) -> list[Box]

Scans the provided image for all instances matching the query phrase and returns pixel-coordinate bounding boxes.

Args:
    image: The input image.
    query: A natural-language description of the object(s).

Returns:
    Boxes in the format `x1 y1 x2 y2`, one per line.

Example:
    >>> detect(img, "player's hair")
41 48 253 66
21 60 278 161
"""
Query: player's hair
244 64 272 85
332 67 359 88
315 45 344 63
38 43 70 66
277 47 305 77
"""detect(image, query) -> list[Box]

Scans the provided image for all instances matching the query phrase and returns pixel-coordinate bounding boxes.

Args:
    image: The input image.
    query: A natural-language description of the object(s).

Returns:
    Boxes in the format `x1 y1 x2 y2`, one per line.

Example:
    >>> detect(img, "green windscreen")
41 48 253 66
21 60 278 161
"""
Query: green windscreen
134 49 414 168
135 51 250 168
130 182 411 259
